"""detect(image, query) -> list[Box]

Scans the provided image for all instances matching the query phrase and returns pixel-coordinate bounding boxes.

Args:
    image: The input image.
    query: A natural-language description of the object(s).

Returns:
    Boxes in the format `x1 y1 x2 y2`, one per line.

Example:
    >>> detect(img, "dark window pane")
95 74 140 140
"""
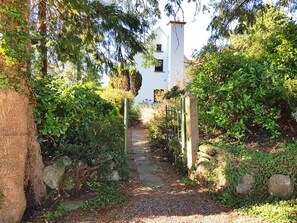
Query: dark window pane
155 59 163 72
156 44 162 52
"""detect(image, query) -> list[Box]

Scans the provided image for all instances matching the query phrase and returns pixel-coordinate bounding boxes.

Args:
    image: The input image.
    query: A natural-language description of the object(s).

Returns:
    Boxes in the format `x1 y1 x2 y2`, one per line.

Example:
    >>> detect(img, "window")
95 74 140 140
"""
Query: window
154 89 164 103
156 44 162 52
155 59 163 72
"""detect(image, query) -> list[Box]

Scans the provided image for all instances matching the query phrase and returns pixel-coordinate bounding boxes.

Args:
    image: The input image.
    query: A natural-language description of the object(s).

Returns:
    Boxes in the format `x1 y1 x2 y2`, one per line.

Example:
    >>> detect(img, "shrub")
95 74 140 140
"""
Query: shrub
146 104 167 148
99 87 133 114
33 75 71 140
190 50 283 140
283 79 297 121
145 99 187 174
100 87 140 126
32 76 128 179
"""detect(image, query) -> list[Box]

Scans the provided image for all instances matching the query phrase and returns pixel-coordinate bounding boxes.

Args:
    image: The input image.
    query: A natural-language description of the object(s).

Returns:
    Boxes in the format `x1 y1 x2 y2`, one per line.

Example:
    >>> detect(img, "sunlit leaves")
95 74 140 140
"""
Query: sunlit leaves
30 0 160 79
190 50 282 139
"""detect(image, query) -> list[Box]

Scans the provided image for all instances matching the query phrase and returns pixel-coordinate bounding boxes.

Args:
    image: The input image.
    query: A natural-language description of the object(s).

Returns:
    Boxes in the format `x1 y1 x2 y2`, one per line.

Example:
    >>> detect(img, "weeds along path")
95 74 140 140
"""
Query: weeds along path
59 127 264 223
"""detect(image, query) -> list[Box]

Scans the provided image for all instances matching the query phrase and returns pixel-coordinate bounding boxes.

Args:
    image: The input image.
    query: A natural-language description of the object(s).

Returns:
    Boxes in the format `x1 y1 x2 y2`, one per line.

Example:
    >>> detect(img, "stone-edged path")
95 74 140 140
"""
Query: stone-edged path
53 127 264 223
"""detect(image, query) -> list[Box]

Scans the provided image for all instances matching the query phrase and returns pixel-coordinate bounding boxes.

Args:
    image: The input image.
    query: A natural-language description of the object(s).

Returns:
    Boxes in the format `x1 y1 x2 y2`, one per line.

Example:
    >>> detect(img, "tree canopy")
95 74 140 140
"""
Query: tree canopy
207 0 297 38
30 0 161 80
163 0 296 39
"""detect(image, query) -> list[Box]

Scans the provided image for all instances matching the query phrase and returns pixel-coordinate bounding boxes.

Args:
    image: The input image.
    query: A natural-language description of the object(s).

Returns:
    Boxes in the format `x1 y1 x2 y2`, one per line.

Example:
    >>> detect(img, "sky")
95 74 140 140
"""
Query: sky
157 0 212 58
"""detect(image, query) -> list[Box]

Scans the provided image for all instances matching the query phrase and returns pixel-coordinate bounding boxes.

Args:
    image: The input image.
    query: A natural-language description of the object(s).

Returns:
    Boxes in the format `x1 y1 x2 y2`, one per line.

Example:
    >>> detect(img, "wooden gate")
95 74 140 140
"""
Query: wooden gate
165 96 187 172
165 95 199 171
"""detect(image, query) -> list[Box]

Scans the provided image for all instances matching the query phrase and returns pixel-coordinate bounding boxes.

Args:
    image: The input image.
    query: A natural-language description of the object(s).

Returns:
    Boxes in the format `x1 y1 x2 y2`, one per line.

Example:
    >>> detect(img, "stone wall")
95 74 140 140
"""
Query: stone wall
190 144 296 198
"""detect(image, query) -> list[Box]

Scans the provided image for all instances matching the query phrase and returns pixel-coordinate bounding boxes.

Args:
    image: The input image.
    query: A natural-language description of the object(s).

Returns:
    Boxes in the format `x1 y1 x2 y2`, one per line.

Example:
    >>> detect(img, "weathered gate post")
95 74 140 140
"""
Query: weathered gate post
180 96 186 154
185 94 199 170
124 98 129 155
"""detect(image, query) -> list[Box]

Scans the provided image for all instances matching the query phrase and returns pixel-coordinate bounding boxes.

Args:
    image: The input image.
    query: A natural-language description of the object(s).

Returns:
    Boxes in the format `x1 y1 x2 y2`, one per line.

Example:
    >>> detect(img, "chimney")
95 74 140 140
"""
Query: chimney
167 21 186 88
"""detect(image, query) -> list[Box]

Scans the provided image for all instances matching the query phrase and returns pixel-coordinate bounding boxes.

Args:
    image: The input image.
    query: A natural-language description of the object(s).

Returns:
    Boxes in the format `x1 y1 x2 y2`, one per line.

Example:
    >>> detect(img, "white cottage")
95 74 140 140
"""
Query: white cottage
134 21 187 104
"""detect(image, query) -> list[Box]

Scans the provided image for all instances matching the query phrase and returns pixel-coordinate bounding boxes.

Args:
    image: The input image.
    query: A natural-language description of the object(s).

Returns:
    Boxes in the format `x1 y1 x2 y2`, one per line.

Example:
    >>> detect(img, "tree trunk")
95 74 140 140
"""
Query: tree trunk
38 0 47 75
0 1 46 222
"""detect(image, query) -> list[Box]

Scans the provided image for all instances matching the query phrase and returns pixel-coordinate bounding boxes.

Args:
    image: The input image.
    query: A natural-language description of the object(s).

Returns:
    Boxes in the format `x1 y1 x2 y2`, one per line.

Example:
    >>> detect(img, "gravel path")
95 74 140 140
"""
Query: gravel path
58 127 264 223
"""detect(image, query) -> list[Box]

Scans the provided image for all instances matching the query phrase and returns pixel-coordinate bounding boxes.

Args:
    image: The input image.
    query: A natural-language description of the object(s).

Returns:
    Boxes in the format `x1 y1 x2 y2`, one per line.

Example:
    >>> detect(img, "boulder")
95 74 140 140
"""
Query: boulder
60 171 76 196
55 156 72 168
269 174 294 197
43 164 65 190
197 157 211 165
236 174 254 195
198 144 217 156
43 156 73 190
197 151 213 160
197 164 209 176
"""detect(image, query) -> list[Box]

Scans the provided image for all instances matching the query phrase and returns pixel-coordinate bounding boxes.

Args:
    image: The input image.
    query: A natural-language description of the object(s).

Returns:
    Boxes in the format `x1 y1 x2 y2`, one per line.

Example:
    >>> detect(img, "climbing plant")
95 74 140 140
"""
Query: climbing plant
0 0 32 92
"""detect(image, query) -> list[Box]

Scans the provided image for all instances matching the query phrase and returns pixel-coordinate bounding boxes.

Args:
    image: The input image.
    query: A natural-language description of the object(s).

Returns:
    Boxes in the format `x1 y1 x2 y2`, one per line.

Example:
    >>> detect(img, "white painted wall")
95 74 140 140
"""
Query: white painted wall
134 22 186 105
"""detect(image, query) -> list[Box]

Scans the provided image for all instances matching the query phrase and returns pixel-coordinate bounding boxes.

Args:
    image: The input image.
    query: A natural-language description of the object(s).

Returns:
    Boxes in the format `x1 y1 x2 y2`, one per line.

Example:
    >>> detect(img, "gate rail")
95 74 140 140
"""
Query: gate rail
165 96 187 172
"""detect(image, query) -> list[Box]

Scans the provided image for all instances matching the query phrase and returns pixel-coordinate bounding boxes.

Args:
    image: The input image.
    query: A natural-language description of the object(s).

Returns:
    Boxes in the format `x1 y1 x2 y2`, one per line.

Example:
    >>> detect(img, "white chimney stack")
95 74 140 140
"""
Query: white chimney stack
167 21 186 88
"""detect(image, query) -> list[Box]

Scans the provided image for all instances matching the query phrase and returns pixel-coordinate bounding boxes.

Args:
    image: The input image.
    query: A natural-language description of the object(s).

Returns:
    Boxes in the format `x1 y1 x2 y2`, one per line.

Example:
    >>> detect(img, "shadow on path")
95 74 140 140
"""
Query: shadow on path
55 127 264 223
94 127 263 223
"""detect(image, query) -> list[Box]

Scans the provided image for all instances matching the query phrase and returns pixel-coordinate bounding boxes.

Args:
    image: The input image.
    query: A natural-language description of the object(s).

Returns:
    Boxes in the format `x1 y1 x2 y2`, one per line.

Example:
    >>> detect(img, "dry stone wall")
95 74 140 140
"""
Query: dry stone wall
191 144 296 199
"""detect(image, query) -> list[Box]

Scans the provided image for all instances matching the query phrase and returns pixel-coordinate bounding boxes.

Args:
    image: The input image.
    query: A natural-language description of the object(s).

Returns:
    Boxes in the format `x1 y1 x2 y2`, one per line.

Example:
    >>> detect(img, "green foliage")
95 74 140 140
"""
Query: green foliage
240 199 297 223
43 204 68 222
231 6 297 80
190 50 282 140
0 1 31 92
129 68 143 97
0 192 3 209
180 177 195 186
163 85 186 100
109 66 142 97
100 87 133 112
203 141 297 222
146 105 167 148
230 6 289 58
100 87 140 126
33 75 128 178
283 79 297 110
146 100 187 174
205 0 297 39
30 0 160 78
83 182 127 211
33 75 70 138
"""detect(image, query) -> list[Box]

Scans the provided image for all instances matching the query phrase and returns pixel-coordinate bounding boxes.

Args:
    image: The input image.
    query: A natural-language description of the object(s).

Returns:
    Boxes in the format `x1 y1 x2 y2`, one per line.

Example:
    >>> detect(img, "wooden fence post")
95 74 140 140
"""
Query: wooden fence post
185 94 199 170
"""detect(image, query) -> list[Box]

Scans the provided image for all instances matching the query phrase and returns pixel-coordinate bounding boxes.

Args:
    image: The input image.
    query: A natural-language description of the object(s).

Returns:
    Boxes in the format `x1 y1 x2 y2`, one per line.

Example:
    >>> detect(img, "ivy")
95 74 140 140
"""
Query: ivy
0 0 31 92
